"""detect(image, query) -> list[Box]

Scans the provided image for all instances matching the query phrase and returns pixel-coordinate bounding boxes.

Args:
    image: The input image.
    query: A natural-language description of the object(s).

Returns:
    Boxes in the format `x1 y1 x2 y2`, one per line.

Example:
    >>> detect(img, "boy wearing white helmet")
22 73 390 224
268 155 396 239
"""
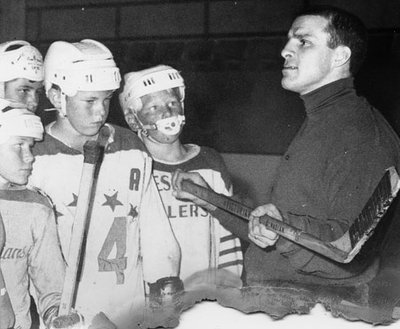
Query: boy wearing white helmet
29 40 181 328
0 41 44 112
0 101 66 329
120 65 243 288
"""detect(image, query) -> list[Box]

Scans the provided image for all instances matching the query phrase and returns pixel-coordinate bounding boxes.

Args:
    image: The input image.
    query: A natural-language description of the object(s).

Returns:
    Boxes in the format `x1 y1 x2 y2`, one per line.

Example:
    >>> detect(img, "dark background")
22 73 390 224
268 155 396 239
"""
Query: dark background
8 0 396 155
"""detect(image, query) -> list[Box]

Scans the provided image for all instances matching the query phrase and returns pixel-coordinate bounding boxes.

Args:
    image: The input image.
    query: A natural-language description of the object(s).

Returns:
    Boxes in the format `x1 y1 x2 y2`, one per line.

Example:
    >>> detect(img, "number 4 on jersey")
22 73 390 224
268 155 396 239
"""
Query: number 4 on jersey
98 217 127 284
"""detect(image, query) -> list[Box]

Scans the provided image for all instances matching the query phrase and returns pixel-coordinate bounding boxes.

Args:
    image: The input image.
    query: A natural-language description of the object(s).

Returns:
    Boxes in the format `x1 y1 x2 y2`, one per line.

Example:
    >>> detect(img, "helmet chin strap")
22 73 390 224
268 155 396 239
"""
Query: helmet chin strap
60 93 68 118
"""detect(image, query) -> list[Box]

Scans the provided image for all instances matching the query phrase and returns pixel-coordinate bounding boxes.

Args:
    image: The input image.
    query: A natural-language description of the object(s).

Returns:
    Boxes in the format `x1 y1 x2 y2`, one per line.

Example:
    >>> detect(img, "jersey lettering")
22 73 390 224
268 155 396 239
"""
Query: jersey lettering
98 217 127 284
129 168 141 191
166 204 209 219
154 174 172 191
1 247 26 259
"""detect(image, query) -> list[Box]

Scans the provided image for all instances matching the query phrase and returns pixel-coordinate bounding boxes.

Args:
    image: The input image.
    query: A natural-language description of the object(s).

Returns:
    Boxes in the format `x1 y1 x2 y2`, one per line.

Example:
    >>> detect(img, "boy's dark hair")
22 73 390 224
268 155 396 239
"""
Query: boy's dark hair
297 6 368 75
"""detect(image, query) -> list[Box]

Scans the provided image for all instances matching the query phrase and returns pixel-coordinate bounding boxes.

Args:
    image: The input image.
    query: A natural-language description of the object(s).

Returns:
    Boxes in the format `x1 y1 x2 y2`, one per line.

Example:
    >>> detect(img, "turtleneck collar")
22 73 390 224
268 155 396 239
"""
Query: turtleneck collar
300 78 355 116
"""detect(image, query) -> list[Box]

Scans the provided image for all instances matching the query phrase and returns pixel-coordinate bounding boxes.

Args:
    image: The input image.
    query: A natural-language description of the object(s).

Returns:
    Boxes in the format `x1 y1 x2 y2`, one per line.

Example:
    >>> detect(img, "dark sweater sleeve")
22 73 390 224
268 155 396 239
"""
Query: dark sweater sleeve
209 207 250 242
275 142 390 271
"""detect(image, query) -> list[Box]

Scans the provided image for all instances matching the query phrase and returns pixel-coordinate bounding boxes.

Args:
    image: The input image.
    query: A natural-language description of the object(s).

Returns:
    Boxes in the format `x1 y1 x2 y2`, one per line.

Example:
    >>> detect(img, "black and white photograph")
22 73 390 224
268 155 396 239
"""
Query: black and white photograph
0 1 400 328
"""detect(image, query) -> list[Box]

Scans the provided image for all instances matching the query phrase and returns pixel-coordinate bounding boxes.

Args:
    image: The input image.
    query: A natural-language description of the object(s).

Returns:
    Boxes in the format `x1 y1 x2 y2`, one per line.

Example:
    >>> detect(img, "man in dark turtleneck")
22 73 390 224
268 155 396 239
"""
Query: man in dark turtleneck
244 6 400 286
172 6 400 287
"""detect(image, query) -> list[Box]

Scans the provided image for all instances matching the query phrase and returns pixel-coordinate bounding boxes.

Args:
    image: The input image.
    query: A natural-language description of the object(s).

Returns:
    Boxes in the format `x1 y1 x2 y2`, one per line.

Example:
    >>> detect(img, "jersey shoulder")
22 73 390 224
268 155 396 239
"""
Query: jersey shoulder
33 132 79 157
107 124 149 155
24 186 55 210
154 145 232 188
0 186 55 210
196 146 232 189
182 145 229 173
197 146 227 170
153 145 228 173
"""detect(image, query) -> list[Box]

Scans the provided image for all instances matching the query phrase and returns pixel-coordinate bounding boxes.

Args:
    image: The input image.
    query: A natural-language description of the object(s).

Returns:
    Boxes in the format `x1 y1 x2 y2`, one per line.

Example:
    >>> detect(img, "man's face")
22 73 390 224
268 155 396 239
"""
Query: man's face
65 90 113 137
137 89 183 144
4 78 43 112
0 136 35 188
281 15 338 95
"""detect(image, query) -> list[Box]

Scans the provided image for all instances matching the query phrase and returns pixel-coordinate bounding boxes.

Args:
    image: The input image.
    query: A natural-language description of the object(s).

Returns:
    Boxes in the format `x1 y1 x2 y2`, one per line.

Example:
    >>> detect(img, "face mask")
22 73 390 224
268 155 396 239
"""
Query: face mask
153 115 185 135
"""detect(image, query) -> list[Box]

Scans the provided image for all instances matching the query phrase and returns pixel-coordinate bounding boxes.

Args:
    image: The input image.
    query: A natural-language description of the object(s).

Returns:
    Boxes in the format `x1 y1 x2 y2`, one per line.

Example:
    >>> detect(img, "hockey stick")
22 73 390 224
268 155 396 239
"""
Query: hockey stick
181 167 400 263
58 141 102 316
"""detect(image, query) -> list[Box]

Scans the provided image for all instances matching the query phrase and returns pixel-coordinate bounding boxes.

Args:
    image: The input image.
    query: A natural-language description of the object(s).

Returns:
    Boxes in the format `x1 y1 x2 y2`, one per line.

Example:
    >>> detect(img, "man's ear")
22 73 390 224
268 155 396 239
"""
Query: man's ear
47 88 62 109
333 45 351 68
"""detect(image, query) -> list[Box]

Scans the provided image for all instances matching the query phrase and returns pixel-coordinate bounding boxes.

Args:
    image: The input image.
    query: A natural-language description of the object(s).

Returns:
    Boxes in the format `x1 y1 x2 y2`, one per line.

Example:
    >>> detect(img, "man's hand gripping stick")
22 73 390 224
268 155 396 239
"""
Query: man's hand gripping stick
181 167 400 263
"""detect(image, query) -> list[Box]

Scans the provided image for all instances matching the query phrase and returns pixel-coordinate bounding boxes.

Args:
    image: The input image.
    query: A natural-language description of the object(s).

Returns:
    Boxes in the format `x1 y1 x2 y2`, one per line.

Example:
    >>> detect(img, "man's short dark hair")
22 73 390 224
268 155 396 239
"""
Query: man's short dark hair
296 6 368 75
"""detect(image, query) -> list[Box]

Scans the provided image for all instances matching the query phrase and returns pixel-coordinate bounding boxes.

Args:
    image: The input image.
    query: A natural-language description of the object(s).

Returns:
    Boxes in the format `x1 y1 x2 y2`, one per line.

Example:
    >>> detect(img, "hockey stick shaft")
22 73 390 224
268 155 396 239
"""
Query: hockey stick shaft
181 167 399 263
58 141 102 316
180 180 348 262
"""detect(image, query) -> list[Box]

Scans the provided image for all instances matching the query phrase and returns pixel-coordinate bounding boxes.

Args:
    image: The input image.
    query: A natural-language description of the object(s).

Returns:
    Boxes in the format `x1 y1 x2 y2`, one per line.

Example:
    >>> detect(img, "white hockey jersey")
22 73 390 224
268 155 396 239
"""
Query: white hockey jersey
0 187 64 329
153 145 243 286
30 124 180 328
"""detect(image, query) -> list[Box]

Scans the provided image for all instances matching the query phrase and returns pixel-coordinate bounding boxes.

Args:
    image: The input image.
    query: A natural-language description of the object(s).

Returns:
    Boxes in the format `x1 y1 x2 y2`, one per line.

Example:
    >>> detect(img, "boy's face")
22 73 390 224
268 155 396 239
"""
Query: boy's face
281 15 338 95
0 136 35 189
4 78 43 113
65 90 113 137
137 89 183 143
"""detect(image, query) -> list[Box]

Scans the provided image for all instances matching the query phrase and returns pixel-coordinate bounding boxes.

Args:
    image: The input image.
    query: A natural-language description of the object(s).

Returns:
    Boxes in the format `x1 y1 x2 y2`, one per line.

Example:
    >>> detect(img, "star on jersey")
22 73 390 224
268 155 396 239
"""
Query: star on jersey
67 193 78 207
55 209 63 218
127 204 138 222
102 191 123 211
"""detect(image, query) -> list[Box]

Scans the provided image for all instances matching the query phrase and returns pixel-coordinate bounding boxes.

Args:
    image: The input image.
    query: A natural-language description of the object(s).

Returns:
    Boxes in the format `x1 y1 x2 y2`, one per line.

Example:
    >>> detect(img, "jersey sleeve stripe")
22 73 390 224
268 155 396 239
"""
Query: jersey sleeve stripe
219 246 243 256
218 259 244 269
220 234 237 243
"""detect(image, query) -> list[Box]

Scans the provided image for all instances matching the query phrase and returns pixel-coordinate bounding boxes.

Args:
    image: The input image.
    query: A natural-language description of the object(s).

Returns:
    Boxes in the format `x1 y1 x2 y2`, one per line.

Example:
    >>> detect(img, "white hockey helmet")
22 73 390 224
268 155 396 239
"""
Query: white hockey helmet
119 65 185 115
0 40 44 83
0 99 44 143
44 39 121 97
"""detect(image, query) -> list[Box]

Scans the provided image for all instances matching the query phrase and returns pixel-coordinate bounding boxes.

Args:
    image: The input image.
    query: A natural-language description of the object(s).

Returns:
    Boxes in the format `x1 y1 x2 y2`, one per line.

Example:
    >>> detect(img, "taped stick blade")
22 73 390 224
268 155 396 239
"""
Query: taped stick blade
335 167 400 263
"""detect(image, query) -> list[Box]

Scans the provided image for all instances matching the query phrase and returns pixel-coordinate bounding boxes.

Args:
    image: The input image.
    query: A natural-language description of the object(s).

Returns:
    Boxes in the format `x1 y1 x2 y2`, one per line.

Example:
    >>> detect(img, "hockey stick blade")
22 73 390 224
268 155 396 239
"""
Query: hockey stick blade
181 167 400 263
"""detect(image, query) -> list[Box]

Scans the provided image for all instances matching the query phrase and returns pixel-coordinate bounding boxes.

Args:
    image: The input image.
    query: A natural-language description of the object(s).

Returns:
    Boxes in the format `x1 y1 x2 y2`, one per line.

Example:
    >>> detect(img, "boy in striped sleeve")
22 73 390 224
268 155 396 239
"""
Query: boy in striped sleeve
120 65 243 288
